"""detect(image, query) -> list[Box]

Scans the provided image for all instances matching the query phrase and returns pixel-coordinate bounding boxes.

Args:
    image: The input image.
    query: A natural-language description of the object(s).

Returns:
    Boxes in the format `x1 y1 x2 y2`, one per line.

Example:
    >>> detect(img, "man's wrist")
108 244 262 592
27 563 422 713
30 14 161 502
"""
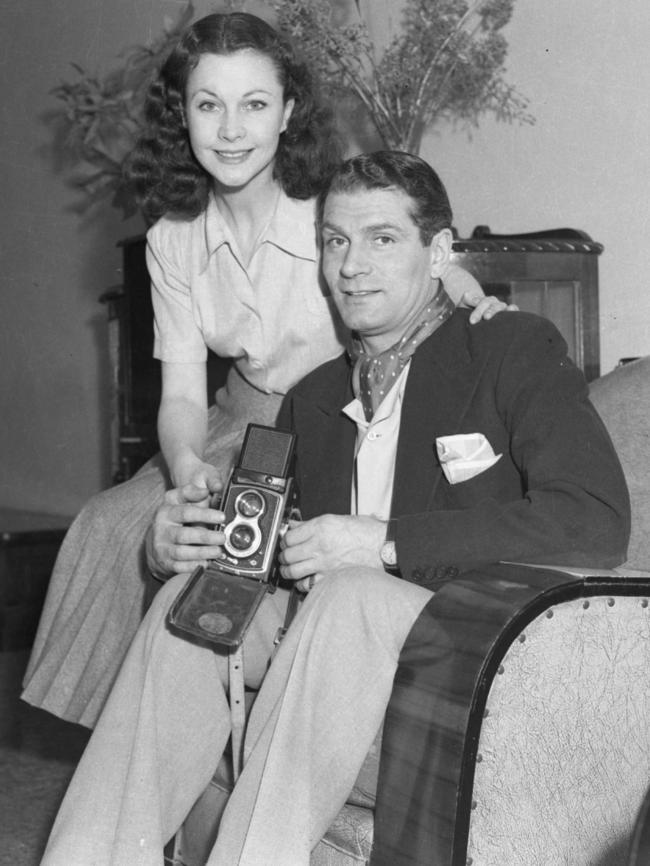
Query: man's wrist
380 518 400 575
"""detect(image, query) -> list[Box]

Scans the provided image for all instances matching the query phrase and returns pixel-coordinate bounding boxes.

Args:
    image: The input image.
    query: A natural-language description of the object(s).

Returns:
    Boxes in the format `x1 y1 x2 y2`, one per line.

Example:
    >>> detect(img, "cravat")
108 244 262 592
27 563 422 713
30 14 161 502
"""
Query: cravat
348 284 455 421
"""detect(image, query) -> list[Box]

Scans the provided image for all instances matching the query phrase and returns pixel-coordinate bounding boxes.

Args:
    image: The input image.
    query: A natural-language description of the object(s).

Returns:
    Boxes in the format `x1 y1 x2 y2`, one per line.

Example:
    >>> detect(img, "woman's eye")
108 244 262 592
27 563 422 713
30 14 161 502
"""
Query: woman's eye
198 100 218 112
246 100 267 111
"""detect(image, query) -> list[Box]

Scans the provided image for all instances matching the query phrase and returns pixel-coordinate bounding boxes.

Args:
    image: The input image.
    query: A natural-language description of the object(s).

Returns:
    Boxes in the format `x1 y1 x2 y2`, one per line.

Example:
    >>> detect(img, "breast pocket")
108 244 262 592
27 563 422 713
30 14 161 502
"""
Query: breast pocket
446 457 509 510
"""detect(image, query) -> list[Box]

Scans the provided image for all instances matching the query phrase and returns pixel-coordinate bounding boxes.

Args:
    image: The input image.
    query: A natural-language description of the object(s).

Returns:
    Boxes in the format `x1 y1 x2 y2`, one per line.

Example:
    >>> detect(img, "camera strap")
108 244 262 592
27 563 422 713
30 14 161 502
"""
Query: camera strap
229 586 303 780
229 646 246 781
273 585 302 648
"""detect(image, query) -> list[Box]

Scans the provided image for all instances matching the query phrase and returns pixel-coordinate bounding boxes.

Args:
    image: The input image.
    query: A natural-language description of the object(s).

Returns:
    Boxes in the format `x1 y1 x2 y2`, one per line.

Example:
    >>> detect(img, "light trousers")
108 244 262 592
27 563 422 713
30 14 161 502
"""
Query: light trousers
41 567 433 866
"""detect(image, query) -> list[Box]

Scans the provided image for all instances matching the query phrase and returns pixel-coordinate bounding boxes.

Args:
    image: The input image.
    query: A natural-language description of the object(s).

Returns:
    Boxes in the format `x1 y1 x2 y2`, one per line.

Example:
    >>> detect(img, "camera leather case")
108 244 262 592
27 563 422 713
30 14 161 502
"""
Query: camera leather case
167 423 297 649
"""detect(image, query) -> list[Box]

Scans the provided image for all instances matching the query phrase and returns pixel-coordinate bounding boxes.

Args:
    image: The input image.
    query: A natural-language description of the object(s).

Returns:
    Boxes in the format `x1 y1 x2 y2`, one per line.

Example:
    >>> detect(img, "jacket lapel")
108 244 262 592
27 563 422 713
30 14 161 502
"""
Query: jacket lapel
291 360 356 518
391 313 488 517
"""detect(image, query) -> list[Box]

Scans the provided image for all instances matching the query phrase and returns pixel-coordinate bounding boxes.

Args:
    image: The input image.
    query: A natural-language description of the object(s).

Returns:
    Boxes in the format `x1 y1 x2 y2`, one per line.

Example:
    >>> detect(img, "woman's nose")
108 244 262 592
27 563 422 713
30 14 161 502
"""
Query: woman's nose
218 110 244 142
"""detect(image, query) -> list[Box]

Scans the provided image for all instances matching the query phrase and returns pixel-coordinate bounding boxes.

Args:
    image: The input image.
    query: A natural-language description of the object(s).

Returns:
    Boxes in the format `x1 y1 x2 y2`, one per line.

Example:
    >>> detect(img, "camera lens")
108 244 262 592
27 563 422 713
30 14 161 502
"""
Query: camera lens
229 524 256 551
235 490 265 518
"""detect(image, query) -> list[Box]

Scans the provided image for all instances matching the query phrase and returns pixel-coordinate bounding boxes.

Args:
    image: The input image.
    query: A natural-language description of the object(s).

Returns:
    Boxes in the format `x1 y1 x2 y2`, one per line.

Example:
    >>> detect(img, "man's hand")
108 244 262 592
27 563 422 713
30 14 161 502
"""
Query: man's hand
463 291 519 324
278 514 387 589
145 483 226 581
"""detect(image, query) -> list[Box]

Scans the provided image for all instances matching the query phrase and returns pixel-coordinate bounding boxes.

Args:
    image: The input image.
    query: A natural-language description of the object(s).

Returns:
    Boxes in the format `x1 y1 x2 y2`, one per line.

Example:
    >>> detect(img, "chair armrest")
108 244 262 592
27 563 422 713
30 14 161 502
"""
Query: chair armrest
371 562 650 866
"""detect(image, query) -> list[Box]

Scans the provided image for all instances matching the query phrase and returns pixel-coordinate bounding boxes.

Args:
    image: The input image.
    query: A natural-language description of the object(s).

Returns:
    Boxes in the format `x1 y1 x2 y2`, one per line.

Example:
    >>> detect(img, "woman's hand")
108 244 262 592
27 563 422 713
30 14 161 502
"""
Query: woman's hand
145 483 226 581
463 291 519 324
171 453 224 496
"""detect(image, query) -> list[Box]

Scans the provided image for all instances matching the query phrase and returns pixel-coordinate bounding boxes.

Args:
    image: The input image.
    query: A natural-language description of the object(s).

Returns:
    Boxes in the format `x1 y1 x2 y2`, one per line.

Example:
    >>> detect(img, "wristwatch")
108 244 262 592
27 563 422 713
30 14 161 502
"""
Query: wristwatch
380 519 399 574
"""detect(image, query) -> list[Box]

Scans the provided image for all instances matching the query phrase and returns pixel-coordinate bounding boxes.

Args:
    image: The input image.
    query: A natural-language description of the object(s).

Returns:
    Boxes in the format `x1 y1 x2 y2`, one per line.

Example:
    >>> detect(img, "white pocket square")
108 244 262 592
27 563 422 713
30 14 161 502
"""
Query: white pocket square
436 433 502 484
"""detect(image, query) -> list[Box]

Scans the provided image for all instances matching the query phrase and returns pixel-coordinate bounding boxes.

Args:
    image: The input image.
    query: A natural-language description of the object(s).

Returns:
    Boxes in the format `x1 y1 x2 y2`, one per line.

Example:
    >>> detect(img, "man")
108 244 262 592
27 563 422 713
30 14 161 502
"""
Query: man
42 152 629 866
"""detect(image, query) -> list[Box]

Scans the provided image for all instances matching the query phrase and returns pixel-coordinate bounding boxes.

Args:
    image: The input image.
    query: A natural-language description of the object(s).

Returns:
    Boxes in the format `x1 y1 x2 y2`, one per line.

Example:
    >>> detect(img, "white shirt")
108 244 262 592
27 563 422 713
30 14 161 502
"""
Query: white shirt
342 364 411 519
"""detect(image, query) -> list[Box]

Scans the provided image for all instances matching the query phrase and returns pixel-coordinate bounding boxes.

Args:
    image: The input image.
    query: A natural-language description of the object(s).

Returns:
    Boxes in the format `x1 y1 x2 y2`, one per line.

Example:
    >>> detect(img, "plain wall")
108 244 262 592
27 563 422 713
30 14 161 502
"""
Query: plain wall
420 0 650 376
1 0 648 517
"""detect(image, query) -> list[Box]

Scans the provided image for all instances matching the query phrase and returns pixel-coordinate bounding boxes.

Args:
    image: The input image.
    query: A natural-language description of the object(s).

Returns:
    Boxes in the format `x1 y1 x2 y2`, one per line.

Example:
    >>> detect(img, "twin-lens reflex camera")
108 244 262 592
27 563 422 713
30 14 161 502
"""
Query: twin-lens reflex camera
167 423 297 649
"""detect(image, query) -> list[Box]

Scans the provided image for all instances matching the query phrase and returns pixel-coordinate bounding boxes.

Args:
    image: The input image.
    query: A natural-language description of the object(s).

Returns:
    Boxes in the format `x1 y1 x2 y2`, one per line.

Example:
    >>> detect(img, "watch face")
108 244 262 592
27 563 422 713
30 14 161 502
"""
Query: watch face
381 540 397 567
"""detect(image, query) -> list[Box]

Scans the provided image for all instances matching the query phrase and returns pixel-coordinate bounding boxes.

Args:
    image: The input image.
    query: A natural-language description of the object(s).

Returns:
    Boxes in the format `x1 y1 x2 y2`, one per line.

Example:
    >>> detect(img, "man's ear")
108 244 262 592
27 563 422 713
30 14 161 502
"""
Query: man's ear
428 228 453 280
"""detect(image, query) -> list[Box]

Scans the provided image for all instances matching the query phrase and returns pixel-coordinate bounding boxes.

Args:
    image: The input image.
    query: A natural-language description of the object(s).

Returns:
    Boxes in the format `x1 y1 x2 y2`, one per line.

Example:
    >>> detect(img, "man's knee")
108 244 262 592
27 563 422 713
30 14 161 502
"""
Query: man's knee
305 567 433 645
309 566 395 611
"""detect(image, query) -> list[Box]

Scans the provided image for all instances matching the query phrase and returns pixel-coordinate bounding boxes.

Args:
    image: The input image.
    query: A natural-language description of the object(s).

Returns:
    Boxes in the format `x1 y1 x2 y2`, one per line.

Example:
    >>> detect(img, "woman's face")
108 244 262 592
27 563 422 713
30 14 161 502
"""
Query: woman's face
185 50 294 193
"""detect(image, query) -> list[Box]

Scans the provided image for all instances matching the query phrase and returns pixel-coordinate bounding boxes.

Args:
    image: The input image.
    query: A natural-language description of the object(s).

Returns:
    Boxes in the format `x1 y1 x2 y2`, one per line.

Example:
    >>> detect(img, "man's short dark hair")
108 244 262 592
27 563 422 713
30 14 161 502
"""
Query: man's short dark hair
317 150 453 246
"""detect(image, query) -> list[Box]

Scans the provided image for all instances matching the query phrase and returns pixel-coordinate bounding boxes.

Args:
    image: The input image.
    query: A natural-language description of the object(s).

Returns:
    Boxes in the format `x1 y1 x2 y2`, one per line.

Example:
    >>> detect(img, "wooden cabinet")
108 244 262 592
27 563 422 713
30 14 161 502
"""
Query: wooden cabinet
102 236 229 483
104 228 602 482
451 227 602 382
0 509 70 650
101 236 161 483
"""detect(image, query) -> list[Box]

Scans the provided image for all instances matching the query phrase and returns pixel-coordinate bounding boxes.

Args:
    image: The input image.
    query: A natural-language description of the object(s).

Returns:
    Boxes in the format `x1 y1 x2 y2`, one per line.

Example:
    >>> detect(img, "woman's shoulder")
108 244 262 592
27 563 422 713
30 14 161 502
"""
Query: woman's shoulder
271 193 319 256
147 210 204 249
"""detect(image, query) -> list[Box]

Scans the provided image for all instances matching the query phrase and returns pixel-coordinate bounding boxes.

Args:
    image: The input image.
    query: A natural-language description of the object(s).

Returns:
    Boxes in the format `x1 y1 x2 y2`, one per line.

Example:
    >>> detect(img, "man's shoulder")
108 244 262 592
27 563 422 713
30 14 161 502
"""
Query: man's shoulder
290 352 349 397
450 306 567 357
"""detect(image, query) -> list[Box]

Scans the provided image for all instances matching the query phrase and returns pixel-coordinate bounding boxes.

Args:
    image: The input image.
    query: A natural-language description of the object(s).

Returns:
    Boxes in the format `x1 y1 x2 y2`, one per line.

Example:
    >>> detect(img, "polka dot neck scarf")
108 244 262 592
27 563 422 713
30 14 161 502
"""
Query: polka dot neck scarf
348 284 455 422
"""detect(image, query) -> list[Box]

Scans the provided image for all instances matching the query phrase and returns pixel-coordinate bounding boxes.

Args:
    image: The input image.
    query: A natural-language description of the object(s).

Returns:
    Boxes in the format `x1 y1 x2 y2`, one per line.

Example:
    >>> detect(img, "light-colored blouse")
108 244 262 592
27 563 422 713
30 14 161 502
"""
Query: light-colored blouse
147 191 343 395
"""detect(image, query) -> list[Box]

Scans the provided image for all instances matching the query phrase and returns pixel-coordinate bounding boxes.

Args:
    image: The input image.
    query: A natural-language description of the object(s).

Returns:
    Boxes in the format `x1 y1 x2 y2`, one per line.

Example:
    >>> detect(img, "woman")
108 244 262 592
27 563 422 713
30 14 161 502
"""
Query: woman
22 11 503 729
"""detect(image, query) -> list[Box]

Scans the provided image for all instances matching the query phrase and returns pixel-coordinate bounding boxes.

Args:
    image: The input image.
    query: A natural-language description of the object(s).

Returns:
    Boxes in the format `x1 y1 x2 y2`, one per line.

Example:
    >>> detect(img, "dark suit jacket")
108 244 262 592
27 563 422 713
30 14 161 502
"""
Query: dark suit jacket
277 309 630 866
278 308 630 584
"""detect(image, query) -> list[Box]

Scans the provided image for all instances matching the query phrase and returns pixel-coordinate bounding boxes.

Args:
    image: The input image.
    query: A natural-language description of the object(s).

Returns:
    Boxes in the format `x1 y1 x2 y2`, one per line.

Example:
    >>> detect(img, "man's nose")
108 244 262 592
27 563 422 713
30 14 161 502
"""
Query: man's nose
340 244 370 278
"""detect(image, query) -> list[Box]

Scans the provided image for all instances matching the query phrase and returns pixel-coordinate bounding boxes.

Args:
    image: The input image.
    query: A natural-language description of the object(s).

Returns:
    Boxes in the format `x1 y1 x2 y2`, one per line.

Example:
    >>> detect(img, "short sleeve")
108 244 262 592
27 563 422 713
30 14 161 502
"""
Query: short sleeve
147 220 207 363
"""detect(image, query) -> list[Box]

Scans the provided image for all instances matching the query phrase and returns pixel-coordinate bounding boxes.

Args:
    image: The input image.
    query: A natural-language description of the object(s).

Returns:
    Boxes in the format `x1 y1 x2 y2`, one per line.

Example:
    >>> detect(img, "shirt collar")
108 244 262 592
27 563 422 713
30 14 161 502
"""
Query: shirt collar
200 190 318 270
342 362 411 430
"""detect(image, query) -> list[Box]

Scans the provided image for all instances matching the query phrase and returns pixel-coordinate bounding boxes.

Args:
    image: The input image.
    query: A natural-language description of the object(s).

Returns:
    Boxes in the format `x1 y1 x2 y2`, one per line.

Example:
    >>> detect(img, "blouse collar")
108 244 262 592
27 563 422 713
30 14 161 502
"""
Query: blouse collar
200 190 318 269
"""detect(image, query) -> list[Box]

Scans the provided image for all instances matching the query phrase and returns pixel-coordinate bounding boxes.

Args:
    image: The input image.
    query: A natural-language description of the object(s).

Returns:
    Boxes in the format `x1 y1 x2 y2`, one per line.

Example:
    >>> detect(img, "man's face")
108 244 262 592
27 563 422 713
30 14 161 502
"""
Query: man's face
321 187 450 354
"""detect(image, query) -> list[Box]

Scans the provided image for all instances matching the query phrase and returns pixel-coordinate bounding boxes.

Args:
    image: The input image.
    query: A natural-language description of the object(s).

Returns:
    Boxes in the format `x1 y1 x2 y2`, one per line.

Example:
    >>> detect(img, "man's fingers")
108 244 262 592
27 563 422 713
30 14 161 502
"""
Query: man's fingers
279 557 320 582
281 520 315 548
295 573 324 593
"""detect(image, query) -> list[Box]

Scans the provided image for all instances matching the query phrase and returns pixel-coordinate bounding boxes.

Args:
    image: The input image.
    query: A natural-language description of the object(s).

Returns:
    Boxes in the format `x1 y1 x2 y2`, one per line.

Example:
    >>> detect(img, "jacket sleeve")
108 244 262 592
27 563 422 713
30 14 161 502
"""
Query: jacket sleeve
395 319 631 587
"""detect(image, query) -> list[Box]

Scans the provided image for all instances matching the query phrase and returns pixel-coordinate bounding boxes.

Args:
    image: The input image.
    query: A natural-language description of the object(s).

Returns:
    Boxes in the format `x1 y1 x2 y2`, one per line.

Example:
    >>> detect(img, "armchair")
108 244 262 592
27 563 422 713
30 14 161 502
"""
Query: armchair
174 357 650 866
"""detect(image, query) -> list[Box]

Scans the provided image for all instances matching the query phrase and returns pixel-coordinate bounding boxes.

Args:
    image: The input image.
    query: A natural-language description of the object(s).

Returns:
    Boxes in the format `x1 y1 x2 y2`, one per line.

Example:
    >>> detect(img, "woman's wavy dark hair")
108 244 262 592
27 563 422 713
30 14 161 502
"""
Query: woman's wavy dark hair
125 12 342 220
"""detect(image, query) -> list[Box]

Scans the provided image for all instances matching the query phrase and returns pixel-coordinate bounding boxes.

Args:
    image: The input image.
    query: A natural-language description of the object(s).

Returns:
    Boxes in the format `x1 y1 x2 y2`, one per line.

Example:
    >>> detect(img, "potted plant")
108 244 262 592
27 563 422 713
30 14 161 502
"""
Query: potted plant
49 0 532 217
269 0 533 154
50 3 196 217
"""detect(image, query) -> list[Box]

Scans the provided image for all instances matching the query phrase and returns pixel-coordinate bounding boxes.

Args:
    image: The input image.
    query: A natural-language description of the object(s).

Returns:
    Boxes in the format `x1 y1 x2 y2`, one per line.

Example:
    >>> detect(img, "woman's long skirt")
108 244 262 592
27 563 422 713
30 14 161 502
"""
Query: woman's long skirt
21 369 283 728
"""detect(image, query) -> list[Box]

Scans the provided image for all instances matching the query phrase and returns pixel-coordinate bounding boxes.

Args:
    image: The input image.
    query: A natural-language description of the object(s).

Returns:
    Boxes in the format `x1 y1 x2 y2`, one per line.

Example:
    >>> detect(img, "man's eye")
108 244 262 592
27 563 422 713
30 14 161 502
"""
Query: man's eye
375 235 394 246
325 237 347 249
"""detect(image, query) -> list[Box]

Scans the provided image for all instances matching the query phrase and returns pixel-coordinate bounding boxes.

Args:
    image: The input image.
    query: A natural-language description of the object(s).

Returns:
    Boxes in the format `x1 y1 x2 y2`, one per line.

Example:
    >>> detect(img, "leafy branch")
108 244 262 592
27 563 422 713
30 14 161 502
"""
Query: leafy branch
268 0 534 153
49 3 196 216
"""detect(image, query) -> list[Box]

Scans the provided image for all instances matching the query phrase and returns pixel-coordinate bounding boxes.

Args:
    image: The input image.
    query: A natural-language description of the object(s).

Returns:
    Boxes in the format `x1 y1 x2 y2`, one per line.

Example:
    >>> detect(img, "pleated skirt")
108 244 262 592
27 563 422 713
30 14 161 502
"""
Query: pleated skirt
21 368 283 728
